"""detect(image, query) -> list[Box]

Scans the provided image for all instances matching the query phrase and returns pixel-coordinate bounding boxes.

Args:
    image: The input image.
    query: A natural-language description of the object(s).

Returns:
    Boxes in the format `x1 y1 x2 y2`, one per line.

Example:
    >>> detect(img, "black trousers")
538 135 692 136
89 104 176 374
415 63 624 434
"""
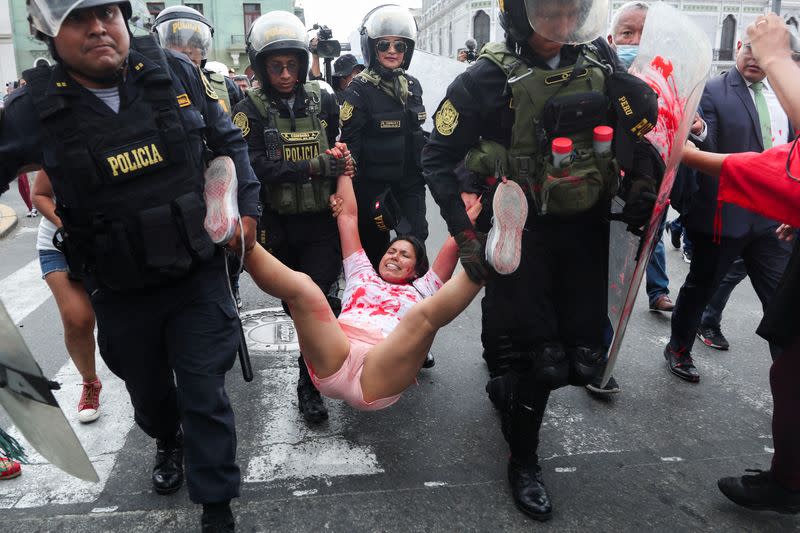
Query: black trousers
91 254 240 504
487 212 609 462
355 180 429 269
670 229 791 358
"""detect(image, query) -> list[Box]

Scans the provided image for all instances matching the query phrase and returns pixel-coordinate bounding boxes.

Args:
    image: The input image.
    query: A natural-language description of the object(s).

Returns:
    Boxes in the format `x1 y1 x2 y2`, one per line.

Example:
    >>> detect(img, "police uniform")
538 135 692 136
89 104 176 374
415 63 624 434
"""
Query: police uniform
0 38 261 505
232 83 342 302
340 72 429 268
423 33 661 518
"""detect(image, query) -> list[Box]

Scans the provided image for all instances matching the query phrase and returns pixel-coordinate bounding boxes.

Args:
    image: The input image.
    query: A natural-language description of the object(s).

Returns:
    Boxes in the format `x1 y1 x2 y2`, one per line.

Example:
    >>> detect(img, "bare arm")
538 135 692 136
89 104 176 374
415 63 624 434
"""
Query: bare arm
680 141 729 177
333 149 362 260
431 201 482 282
30 170 61 227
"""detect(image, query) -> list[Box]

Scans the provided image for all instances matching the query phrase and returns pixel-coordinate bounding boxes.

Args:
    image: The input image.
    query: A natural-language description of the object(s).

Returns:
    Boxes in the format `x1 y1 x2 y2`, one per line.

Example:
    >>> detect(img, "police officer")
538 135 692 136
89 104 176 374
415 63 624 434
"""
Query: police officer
152 5 243 115
232 11 348 425
152 4 246 307
0 2 261 531
340 5 429 268
423 0 661 520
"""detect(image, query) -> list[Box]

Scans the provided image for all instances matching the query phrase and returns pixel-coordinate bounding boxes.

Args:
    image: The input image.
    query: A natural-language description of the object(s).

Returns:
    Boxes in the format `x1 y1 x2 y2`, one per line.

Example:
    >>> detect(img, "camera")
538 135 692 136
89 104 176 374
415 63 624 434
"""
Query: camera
312 24 341 59
465 39 478 62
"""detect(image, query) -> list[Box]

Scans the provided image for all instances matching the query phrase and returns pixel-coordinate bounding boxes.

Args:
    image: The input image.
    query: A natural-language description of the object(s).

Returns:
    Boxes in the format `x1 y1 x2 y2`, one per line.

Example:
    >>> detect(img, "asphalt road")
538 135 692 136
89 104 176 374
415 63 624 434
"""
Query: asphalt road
0 185 798 532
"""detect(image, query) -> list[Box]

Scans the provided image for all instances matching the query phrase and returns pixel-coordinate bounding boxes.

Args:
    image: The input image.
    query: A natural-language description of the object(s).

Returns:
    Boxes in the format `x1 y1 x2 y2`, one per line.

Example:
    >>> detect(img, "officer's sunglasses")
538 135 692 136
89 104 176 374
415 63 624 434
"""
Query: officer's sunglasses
376 40 407 54
266 62 299 75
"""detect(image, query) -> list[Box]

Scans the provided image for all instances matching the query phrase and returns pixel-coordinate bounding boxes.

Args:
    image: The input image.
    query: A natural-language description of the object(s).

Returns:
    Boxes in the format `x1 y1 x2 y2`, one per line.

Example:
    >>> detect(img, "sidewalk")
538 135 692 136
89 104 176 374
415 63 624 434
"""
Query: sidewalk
0 203 18 238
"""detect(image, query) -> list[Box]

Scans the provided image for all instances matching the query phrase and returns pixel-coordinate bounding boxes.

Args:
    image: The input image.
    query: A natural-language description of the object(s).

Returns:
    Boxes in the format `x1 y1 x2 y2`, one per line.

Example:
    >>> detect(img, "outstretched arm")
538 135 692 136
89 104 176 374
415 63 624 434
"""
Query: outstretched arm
681 141 728 177
331 144 362 259
431 200 482 282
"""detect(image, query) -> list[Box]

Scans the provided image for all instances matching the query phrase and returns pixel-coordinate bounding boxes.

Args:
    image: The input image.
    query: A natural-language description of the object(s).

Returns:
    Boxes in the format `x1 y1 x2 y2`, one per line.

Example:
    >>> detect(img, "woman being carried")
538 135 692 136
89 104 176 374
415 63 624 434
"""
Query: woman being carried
243 144 489 410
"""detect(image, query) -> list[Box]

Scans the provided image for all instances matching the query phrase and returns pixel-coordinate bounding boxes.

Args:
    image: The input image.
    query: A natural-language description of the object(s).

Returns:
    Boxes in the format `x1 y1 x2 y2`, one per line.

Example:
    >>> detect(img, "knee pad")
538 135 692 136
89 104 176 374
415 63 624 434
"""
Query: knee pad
485 371 518 412
567 345 605 386
530 342 569 389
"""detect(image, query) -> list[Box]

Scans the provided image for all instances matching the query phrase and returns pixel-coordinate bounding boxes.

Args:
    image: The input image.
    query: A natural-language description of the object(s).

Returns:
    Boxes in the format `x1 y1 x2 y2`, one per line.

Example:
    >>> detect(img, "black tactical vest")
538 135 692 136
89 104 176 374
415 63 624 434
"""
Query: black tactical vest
23 37 215 291
351 75 427 185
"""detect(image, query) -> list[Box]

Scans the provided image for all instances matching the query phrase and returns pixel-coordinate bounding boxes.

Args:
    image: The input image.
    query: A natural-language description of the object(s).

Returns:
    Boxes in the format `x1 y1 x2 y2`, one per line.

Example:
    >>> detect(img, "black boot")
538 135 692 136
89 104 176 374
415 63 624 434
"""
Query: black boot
297 356 328 424
507 386 552 520
152 429 183 495
508 459 552 521
201 500 235 532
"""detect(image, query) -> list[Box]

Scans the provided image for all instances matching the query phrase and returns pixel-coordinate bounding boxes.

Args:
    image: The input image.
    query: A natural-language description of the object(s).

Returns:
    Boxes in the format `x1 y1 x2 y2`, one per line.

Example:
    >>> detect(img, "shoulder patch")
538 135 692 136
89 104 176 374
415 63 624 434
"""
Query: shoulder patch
340 100 354 122
233 112 250 137
200 70 219 100
435 99 459 136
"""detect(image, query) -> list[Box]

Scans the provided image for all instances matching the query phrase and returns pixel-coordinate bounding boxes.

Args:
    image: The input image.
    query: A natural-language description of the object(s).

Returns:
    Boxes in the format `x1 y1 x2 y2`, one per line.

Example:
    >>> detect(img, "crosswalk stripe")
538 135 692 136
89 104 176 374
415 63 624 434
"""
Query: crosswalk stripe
0 259 51 323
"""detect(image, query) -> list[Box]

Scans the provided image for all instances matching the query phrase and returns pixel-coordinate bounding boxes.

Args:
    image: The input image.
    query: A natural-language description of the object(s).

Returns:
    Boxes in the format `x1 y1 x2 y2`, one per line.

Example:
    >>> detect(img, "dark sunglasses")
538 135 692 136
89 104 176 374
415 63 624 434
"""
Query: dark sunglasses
376 40 407 54
266 62 299 75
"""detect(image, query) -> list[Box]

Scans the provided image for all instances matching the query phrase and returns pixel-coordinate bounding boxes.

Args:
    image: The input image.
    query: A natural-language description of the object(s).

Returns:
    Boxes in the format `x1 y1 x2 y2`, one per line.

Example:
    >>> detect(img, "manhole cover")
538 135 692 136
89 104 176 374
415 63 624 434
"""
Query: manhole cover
240 307 299 353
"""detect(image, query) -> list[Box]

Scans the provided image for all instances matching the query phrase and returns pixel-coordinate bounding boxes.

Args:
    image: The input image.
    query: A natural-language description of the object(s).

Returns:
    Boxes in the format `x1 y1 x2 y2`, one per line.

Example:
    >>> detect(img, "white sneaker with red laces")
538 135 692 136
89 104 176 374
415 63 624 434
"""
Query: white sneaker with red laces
485 180 528 275
78 378 102 424
203 156 239 245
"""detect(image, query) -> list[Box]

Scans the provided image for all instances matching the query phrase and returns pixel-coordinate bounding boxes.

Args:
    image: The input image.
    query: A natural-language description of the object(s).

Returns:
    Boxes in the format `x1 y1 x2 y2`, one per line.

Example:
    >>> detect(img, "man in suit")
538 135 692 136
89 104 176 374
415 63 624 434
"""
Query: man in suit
664 35 793 382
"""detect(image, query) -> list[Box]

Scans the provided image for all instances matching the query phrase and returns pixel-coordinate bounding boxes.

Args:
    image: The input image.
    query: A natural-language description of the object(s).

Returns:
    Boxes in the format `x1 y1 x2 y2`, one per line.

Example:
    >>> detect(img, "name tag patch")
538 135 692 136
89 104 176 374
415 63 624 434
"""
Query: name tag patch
283 142 320 162
102 136 168 182
380 120 401 129
280 131 320 143
176 93 191 107
545 69 589 85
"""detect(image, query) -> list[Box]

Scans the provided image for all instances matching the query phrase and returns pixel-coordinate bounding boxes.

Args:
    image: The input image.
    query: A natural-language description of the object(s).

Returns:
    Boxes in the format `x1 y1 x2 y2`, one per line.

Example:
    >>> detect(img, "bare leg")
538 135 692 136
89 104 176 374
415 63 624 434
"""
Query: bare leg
244 244 350 377
45 271 97 381
361 271 483 401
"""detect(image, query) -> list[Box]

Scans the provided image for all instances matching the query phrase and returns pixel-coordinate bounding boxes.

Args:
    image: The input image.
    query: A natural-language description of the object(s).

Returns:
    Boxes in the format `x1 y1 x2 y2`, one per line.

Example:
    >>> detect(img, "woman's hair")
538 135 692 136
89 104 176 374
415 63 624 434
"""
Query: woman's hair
387 235 429 279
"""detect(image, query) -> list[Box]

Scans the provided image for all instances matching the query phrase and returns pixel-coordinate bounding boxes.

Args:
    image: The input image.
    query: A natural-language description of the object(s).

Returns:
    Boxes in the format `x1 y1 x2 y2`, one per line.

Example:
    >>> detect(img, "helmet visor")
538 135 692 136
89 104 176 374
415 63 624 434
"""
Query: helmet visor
155 17 213 59
247 11 308 54
28 0 91 37
524 0 608 45
363 5 417 41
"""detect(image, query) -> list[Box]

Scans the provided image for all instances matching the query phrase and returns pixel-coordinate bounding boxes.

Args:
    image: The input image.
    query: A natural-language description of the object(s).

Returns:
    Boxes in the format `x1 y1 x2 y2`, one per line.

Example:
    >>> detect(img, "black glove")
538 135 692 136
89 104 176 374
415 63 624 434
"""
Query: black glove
454 229 489 283
309 154 347 178
621 179 658 230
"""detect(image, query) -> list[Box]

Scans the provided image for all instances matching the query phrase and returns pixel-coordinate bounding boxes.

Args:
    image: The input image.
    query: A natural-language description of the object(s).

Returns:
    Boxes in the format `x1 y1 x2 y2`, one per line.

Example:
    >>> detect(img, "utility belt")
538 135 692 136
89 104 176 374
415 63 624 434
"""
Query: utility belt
466 138 619 217
269 179 335 216
57 191 215 292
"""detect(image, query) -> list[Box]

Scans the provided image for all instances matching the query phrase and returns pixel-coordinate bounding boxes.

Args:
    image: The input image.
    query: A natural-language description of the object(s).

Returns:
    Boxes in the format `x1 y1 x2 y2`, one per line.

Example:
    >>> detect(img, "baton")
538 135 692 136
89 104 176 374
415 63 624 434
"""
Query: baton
237 317 254 382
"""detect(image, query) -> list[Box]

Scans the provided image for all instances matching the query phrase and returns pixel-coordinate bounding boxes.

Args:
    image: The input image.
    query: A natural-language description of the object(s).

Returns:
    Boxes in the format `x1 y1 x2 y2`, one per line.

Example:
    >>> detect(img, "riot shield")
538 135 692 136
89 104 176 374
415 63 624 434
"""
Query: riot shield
407 50 468 133
0 300 98 481
602 3 711 387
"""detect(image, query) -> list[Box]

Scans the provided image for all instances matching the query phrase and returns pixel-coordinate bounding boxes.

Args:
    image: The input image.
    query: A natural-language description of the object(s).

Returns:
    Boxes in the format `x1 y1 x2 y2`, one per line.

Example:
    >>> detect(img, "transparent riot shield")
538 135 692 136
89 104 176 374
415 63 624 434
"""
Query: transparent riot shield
602 3 712 387
406 50 468 133
0 300 98 481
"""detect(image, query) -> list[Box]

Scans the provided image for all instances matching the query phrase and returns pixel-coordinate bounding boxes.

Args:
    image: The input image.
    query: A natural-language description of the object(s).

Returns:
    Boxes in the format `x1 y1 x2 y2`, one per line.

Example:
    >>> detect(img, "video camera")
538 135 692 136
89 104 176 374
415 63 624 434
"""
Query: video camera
465 38 478 62
312 24 343 59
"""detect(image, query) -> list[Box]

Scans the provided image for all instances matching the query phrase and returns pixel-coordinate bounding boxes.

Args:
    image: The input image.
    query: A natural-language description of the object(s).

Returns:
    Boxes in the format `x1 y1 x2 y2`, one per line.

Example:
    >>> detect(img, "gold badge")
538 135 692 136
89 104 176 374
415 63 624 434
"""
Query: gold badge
435 99 459 136
320 119 328 130
233 112 250 137
341 100 354 122
200 71 219 100
176 93 191 107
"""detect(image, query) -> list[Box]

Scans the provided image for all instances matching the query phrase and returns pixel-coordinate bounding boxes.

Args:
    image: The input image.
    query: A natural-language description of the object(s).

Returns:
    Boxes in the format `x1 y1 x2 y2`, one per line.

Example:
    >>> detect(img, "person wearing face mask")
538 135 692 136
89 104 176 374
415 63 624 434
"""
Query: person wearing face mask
232 11 351 427
340 5 429 270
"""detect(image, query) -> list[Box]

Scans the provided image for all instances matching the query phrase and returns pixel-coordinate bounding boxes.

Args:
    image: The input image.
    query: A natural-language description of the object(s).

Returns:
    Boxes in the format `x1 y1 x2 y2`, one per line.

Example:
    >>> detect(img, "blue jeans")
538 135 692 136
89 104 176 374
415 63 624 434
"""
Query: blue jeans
646 216 669 305
669 217 693 255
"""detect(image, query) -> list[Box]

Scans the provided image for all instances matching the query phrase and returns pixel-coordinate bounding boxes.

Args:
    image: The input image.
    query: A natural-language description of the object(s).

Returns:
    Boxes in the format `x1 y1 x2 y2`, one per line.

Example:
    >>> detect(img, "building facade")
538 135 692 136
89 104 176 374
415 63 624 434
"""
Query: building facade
6 0 299 78
417 0 800 74
1 0 16 90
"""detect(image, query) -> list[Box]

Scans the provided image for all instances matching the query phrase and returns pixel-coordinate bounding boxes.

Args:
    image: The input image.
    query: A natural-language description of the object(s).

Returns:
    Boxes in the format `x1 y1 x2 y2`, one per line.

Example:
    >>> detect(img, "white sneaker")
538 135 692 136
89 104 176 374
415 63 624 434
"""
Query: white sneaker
485 180 528 275
203 156 239 245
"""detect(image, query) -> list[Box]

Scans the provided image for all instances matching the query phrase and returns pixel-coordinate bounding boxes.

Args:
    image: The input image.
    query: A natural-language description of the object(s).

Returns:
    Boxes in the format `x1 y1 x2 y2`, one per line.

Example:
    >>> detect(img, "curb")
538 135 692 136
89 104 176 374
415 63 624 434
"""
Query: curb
0 203 19 239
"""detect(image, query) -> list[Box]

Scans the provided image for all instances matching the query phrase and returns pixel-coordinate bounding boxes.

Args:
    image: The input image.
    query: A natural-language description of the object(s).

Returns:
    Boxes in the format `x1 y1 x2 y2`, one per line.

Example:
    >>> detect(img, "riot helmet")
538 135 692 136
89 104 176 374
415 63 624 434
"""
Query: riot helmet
359 4 417 70
246 11 309 88
28 0 133 37
152 5 213 66
499 0 608 45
